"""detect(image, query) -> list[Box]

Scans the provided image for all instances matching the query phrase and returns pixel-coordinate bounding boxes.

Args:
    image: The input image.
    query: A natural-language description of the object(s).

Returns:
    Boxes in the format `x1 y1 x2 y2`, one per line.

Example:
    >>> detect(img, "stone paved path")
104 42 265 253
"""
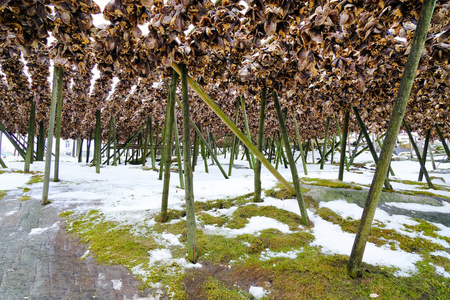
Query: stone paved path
0 190 146 300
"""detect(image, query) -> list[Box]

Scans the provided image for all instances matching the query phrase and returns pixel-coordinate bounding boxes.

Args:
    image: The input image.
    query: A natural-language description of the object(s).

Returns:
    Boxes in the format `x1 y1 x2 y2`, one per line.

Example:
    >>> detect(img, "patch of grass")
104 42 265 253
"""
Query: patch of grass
18 195 31 202
300 177 363 190
23 187 30 193
0 190 6 200
226 204 304 231
202 277 248 300
198 212 228 227
390 179 450 195
26 174 44 185
65 210 158 266
316 207 445 253
59 211 75 218
197 233 248 264
155 209 185 223
196 193 254 213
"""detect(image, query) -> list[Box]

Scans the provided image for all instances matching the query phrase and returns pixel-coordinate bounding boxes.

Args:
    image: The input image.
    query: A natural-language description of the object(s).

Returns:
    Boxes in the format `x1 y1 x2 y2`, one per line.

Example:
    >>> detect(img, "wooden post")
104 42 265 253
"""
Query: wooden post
54 73 64 181
180 64 197 263
292 109 308 175
149 116 156 169
171 63 296 194
435 124 450 160
254 87 267 202
403 120 434 189
173 117 185 189
36 121 45 161
42 66 63 205
77 138 83 163
272 91 309 225
348 0 436 277
418 129 430 181
161 71 178 221
86 131 92 164
192 125 200 171
353 107 392 190
228 100 240 176
338 111 349 180
112 116 117 166
95 110 101 173
24 100 36 173
240 96 255 168
142 116 150 167
320 117 331 169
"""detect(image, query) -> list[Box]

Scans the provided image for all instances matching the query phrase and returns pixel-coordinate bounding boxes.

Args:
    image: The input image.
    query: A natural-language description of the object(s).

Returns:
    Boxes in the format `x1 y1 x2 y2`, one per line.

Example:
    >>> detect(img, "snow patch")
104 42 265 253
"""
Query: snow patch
249 286 269 299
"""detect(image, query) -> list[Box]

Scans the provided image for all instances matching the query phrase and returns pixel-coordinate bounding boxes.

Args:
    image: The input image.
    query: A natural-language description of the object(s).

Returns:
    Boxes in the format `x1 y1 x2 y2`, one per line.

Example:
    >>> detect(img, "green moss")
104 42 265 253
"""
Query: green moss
300 177 363 190
196 193 254 213
59 211 75 218
202 277 248 300
226 204 304 231
404 219 440 238
198 212 228 227
18 195 31 202
0 190 6 200
317 207 445 253
197 233 248 264
23 187 30 193
155 209 185 223
26 174 44 185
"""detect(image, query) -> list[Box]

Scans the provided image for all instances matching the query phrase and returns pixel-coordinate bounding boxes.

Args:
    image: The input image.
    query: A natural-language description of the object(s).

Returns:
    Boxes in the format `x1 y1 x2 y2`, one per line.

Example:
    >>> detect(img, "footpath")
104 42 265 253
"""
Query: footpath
0 189 146 300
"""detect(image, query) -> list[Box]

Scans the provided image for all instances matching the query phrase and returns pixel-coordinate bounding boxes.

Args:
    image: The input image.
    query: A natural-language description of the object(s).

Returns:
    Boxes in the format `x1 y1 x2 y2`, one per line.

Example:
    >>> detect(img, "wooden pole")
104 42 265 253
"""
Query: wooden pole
54 74 64 181
403 120 434 189
348 0 436 277
149 116 156 169
86 131 92 164
161 71 178 221
180 63 197 263
228 100 240 176
435 124 450 160
292 109 308 175
24 100 36 173
36 121 45 161
173 116 185 189
172 63 296 194
320 117 331 169
353 107 392 190
77 138 83 163
254 87 267 202
338 111 349 180
272 91 309 225
418 129 430 181
192 124 200 171
240 96 255 168
142 116 150 167
42 66 63 205
95 110 101 174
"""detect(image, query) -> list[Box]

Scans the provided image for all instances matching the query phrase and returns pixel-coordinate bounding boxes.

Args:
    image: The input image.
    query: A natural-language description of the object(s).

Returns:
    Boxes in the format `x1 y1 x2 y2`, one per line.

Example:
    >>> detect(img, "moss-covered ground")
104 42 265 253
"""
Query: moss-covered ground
60 183 450 299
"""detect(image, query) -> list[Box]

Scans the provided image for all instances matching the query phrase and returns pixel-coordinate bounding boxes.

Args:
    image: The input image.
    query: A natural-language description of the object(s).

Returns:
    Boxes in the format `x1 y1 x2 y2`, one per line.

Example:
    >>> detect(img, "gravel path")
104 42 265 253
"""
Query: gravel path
0 191 146 300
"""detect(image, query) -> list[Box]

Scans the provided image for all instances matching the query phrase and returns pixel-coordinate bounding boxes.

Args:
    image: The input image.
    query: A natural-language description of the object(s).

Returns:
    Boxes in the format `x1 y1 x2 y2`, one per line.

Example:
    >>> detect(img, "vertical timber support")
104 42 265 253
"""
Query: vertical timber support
228 100 240 176
180 64 197 263
320 117 331 169
403 120 434 189
95 110 101 174
42 66 63 205
338 111 350 180
292 109 308 175
348 0 436 277
272 91 309 225
254 87 267 202
161 71 178 221
36 121 45 161
353 107 392 190
54 74 64 181
24 100 36 173
435 124 450 160
418 129 431 181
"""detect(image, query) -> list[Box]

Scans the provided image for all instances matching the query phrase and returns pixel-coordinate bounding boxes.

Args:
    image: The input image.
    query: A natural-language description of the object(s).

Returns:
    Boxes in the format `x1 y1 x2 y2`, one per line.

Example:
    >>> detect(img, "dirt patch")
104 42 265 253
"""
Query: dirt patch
183 261 272 299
